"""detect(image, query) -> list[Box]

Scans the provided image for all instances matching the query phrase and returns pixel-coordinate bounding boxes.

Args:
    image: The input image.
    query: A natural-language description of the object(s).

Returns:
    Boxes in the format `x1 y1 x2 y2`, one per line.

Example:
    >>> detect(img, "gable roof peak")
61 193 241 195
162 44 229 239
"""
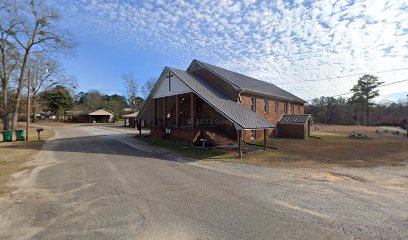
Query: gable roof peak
187 59 306 103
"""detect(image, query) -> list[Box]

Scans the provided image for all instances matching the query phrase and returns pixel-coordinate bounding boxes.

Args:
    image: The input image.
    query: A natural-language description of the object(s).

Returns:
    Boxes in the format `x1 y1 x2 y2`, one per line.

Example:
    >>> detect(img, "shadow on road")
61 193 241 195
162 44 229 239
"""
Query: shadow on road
1 134 195 163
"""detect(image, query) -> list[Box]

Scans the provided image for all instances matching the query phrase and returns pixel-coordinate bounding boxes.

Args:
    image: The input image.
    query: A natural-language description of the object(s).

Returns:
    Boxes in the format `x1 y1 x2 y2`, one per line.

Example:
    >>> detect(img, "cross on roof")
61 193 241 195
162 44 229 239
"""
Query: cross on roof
166 72 173 91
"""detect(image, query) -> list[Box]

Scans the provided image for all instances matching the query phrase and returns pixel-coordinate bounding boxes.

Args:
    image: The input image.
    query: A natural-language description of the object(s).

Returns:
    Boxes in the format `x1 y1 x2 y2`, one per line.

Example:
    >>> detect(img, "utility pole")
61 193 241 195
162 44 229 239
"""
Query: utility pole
26 71 31 141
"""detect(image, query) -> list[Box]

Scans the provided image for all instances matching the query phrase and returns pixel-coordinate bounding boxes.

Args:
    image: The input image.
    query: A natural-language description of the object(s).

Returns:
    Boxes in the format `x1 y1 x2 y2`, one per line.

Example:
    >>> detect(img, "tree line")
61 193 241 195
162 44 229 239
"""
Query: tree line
305 75 408 128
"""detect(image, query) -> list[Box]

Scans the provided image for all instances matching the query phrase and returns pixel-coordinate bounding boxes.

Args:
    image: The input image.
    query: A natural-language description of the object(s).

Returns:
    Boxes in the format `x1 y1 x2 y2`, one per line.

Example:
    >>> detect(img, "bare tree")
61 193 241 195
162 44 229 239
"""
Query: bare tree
7 0 75 129
0 0 19 130
122 72 139 112
28 53 77 121
141 77 157 99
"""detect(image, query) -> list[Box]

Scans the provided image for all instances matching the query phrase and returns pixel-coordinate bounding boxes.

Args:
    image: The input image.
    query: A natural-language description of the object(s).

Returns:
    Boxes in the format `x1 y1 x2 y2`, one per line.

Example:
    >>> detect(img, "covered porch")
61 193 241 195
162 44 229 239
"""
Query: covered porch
143 92 273 157
150 92 237 145
137 67 275 158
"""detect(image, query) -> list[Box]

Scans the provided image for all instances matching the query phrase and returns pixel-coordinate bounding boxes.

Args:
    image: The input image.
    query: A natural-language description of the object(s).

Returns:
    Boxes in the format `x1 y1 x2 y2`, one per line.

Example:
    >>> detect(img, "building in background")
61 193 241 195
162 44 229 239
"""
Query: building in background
66 108 115 123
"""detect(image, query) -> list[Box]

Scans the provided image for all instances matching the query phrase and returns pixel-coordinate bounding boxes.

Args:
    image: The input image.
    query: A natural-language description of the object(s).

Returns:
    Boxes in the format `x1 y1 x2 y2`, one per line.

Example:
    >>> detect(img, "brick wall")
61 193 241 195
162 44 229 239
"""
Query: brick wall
151 126 201 144
240 93 304 141
151 92 305 144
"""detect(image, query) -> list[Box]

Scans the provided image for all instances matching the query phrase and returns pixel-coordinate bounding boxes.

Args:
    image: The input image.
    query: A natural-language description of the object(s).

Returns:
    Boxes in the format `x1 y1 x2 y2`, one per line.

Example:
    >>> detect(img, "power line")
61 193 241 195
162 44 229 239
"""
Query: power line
276 67 408 85
305 78 408 102
76 69 408 96
77 87 122 92
242 67 408 88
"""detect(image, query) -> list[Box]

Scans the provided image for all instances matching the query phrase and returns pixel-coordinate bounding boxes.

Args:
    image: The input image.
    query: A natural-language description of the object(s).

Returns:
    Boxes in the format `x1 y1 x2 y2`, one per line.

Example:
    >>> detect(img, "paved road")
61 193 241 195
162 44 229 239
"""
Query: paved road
0 127 406 239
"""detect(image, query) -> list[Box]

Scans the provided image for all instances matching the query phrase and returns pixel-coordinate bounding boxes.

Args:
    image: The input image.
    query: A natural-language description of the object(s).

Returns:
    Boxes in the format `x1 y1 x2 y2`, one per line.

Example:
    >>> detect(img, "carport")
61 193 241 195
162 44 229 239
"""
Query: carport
88 109 115 123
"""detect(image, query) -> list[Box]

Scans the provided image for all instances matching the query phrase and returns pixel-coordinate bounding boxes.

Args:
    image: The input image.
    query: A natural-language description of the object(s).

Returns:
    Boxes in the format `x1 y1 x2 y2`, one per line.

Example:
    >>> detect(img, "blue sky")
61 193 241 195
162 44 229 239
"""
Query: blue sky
52 0 408 102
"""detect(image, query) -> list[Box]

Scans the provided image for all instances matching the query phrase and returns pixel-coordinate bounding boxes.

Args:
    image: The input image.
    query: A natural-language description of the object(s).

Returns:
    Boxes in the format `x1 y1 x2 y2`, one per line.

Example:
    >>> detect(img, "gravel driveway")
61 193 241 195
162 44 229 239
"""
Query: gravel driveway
0 126 406 240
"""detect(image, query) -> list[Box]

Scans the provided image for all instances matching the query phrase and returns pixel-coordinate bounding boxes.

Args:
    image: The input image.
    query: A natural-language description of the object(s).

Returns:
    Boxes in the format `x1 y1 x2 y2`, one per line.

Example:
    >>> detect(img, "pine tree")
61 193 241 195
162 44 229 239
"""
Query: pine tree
350 75 383 125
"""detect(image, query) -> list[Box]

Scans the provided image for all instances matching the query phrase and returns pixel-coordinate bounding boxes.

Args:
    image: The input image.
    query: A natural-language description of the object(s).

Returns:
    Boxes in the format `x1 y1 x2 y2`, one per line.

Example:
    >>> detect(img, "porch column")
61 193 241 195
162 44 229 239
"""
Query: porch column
163 97 167 127
190 92 195 128
153 98 157 126
139 119 142 136
263 129 268 150
238 130 243 158
175 95 179 127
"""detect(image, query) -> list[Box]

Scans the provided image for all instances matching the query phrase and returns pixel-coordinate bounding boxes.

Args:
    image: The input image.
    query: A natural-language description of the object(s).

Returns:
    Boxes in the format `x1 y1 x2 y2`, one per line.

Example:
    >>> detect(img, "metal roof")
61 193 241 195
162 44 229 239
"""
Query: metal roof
123 112 138 118
170 68 274 130
278 114 311 124
138 67 274 130
191 60 306 103
88 108 115 116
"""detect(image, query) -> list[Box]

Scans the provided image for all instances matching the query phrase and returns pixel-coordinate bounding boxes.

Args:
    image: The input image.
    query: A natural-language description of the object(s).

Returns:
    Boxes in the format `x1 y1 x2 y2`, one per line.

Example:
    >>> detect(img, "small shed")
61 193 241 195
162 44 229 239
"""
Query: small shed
123 112 138 128
88 109 115 123
277 114 311 139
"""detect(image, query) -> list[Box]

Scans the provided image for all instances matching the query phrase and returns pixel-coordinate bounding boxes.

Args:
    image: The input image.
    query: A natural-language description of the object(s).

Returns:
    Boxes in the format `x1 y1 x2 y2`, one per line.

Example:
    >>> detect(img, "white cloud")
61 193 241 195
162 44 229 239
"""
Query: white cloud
53 0 408 101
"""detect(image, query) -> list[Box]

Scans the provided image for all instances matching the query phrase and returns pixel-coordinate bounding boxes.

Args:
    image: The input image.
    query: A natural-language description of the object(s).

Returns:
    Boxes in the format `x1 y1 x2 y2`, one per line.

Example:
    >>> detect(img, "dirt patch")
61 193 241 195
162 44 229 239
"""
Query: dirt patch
303 171 367 182
304 172 348 182
329 172 367 182
0 127 54 196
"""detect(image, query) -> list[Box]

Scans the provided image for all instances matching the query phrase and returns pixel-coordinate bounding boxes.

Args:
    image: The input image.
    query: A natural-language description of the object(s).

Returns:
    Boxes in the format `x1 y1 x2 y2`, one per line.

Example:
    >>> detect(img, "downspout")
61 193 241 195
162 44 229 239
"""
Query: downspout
237 88 244 103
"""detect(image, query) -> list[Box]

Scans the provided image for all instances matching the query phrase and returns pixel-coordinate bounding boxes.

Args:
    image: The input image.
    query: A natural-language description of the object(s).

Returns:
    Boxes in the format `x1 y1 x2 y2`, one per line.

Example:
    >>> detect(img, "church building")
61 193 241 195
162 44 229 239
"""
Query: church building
137 59 308 152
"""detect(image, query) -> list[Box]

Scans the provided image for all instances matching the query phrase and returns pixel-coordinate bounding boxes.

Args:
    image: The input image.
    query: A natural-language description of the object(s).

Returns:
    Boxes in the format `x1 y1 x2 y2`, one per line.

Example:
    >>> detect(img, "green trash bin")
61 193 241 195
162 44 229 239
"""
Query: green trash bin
15 130 26 141
2 130 13 142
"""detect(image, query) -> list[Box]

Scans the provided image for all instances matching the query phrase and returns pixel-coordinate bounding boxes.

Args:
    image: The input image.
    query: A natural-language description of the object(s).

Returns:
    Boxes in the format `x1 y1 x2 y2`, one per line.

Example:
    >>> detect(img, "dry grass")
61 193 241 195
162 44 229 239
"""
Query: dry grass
137 136 234 160
0 127 54 196
214 125 408 169
312 124 380 134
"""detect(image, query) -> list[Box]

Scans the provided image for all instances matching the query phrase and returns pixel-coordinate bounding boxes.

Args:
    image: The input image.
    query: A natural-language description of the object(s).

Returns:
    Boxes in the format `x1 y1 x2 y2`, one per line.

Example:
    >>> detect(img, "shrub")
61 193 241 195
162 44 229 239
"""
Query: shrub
348 132 368 139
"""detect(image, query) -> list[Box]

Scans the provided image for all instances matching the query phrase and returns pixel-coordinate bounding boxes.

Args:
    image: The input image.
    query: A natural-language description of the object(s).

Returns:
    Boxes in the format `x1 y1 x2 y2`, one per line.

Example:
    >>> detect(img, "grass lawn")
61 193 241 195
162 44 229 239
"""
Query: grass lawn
136 136 234 160
242 135 406 169
135 125 407 169
212 125 408 169
0 126 54 196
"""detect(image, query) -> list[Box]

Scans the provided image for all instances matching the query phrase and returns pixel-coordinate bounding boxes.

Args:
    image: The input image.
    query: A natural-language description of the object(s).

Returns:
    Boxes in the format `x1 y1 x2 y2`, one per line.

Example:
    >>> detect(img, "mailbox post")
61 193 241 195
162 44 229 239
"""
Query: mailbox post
36 128 44 140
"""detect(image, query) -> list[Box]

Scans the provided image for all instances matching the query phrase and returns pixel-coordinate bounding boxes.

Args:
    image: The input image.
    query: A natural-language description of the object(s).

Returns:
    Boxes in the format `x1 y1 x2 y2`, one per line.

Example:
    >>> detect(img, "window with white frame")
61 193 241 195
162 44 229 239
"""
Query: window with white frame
251 97 256 112
264 99 269 113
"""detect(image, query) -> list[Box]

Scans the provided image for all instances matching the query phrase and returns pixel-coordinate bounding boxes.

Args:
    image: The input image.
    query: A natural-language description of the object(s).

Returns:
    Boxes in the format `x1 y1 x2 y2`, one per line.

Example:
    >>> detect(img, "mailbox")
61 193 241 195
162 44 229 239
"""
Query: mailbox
36 128 44 140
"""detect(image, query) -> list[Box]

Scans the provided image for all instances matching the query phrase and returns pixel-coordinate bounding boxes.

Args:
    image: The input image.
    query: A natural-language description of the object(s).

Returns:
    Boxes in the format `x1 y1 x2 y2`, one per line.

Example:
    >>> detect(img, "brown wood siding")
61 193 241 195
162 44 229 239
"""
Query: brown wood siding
151 93 237 145
191 68 239 100
277 123 308 139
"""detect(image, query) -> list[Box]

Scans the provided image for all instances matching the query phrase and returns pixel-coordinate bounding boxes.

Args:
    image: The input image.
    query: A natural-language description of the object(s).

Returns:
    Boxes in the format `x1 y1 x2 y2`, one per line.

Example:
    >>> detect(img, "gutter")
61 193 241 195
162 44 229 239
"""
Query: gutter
237 88 244 103
241 89 306 104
